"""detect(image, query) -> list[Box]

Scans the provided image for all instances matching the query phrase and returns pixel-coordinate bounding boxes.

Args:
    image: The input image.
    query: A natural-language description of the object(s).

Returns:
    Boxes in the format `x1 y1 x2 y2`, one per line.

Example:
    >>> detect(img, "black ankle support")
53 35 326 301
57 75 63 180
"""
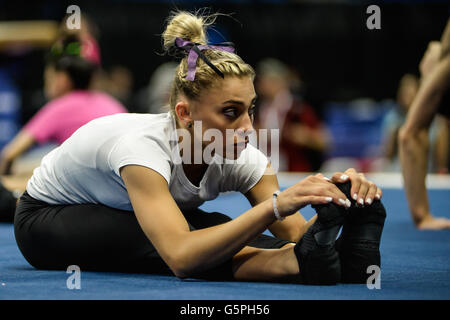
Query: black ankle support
336 181 386 243
294 202 345 285
335 182 386 283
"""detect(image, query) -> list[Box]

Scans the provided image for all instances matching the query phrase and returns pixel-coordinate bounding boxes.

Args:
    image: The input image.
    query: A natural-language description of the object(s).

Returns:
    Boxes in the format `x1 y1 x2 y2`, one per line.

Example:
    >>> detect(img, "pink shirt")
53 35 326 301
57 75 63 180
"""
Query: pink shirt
24 90 127 144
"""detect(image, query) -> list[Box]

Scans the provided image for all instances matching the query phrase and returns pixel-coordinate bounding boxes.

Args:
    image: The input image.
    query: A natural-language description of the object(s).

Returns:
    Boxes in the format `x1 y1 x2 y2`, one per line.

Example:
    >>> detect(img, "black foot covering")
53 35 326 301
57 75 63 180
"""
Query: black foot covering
335 182 386 283
294 201 345 285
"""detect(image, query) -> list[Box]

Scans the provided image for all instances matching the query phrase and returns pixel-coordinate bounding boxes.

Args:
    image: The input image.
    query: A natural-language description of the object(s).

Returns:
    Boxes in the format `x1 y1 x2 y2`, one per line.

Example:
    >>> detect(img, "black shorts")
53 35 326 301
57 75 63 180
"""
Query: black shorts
14 191 292 281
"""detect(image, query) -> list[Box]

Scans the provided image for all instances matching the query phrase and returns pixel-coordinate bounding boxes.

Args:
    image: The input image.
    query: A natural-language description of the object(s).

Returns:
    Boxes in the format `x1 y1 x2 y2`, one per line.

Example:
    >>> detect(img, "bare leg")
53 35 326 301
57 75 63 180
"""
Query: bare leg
398 39 450 229
433 117 449 173
231 243 300 282
399 121 450 230
399 127 431 224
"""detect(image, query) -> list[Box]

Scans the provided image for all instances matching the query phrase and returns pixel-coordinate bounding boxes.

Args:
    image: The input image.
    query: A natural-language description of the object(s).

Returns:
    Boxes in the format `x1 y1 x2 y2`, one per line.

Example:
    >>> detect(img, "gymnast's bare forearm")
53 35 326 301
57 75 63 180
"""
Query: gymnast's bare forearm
171 183 339 278
122 165 280 278
173 199 277 277
244 166 309 242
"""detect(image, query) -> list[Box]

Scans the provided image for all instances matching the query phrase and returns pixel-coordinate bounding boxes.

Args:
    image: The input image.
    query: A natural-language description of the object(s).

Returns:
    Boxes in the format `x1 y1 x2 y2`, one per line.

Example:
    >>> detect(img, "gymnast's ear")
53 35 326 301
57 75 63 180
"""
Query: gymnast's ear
174 100 193 127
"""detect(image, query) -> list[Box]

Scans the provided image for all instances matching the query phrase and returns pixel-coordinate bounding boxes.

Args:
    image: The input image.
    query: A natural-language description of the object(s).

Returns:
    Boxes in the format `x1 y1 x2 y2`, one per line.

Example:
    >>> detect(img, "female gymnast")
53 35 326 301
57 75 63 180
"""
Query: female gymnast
14 11 386 285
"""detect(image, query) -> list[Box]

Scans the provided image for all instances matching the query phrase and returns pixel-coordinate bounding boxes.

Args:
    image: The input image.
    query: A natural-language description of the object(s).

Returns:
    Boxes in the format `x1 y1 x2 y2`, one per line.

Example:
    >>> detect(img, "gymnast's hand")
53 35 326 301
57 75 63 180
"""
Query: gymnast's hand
275 173 351 218
329 168 383 207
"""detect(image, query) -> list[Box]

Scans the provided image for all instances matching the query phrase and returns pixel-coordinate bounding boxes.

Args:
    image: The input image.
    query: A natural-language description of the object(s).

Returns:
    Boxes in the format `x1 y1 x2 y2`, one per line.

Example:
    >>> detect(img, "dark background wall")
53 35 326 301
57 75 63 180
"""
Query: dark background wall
1 0 449 120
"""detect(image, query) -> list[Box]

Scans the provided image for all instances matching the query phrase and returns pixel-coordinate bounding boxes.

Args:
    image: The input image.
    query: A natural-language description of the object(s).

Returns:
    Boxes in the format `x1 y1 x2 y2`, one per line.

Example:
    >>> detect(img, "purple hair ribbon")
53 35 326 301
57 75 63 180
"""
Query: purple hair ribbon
175 37 235 81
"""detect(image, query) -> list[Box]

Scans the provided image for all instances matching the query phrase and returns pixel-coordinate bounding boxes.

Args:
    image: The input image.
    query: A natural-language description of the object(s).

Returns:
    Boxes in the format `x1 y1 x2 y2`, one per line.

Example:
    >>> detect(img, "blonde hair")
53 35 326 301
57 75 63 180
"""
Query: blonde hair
162 10 255 116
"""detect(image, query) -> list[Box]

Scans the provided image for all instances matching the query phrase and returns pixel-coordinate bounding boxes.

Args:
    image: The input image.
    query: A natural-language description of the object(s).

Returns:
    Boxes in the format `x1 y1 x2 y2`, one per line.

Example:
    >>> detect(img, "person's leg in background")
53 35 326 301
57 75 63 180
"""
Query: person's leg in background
399 125 434 227
433 116 449 173
0 175 29 222
398 103 450 230
398 33 450 230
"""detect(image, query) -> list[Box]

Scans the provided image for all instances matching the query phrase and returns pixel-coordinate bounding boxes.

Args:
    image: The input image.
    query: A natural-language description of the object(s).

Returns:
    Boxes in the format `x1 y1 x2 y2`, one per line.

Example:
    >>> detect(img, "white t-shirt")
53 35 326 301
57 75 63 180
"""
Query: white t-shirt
26 112 268 211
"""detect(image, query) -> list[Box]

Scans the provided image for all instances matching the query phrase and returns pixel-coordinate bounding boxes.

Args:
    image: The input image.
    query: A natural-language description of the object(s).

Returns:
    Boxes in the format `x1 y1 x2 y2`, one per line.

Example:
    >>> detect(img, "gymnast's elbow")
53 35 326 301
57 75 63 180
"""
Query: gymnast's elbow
170 260 198 280
164 245 199 279
172 266 190 280
163 256 189 279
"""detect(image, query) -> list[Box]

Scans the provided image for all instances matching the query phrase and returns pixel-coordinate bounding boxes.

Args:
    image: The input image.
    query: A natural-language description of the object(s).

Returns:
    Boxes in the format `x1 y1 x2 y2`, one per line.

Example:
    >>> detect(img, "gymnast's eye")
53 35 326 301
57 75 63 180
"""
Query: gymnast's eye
222 107 238 118
248 105 256 123
248 105 256 116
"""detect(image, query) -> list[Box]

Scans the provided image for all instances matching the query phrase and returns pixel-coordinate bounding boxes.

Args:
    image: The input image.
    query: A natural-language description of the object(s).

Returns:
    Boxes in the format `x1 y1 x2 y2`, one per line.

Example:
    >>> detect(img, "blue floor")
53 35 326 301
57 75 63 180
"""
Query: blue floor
1 187 449 300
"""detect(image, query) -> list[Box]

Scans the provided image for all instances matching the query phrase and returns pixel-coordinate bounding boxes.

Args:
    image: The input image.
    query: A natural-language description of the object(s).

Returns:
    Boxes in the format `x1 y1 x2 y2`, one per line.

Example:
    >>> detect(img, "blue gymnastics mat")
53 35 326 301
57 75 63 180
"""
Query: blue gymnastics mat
1 176 449 300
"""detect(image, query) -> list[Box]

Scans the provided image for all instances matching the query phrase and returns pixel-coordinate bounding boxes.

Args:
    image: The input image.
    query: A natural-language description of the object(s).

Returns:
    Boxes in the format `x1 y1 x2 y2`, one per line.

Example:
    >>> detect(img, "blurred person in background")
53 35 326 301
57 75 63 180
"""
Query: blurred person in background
146 62 178 114
399 19 450 230
94 65 135 110
381 74 448 172
0 34 127 222
58 12 101 67
134 62 177 114
14 13 103 126
255 58 330 172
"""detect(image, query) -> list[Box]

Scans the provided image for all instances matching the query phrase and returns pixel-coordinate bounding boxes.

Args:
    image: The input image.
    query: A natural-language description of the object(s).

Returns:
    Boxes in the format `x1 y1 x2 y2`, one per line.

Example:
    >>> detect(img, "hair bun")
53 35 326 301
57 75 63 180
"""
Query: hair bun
162 10 217 58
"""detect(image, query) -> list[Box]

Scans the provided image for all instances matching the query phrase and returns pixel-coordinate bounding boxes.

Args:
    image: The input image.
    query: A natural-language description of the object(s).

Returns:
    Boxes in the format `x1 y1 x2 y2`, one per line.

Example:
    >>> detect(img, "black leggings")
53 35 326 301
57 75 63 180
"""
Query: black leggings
14 191 291 281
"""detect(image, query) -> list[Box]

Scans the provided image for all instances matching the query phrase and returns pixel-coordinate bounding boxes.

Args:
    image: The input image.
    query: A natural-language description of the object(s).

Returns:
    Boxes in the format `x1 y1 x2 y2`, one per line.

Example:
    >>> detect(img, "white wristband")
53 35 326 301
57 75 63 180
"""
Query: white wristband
272 190 284 221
